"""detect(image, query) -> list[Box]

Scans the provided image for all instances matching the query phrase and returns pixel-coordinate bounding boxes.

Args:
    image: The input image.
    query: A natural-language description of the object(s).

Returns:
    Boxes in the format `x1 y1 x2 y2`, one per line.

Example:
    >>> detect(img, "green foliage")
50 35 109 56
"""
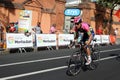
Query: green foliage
96 0 120 34
97 0 120 9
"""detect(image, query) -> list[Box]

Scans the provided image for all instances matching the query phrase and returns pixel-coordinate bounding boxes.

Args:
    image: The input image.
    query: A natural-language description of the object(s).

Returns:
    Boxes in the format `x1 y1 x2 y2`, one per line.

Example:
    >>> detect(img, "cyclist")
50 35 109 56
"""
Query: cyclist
72 16 94 65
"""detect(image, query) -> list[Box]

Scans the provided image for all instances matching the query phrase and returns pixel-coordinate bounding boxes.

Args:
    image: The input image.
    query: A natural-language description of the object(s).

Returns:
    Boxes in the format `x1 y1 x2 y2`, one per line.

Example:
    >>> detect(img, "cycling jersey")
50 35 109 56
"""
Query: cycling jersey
75 22 94 43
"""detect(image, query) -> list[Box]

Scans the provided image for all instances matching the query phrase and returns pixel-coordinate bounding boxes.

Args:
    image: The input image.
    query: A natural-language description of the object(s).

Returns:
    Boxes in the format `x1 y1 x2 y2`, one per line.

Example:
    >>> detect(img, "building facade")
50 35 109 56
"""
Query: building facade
78 2 120 35
0 0 120 48
65 1 120 35
0 0 66 48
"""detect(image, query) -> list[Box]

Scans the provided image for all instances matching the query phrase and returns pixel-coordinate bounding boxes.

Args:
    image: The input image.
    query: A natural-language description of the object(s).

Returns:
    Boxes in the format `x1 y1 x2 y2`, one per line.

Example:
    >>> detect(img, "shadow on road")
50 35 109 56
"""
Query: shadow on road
66 63 99 77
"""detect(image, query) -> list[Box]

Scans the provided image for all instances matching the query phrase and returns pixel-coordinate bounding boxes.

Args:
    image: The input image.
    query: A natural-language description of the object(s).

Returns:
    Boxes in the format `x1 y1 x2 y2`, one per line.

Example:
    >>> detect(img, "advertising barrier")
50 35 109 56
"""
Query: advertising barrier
91 35 101 44
6 33 112 50
36 34 57 47
101 35 110 44
58 34 74 46
6 33 33 48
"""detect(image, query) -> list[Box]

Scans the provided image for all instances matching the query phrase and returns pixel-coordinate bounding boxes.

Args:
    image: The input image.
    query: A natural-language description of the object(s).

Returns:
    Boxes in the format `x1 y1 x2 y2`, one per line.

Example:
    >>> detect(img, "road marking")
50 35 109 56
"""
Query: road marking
0 55 118 80
0 66 68 80
95 56 117 62
0 56 70 67
0 48 120 67
100 48 120 53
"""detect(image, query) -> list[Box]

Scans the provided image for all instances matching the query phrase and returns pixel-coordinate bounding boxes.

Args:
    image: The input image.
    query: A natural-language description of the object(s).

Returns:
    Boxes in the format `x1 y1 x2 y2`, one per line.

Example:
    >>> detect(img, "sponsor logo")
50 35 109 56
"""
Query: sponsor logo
8 37 14 44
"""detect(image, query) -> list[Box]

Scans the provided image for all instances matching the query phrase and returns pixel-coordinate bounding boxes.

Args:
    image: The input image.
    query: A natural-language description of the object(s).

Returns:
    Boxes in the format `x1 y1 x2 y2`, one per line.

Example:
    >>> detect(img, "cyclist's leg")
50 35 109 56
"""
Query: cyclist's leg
85 44 92 65
85 33 95 65
80 33 92 65
82 39 92 65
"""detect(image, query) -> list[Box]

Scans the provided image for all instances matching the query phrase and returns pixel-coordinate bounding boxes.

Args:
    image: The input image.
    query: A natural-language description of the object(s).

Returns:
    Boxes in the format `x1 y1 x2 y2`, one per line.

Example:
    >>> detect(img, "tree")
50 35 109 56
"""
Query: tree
97 0 120 34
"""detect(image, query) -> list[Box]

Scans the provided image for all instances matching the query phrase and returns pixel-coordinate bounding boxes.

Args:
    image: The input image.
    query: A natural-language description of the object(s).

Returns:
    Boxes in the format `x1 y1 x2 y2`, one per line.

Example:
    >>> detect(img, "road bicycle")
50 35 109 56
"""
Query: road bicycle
66 39 100 76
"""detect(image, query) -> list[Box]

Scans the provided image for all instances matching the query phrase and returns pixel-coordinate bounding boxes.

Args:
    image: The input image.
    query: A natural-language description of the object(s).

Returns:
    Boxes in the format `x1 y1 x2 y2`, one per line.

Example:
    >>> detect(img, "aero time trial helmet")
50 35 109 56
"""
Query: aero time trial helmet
73 16 82 23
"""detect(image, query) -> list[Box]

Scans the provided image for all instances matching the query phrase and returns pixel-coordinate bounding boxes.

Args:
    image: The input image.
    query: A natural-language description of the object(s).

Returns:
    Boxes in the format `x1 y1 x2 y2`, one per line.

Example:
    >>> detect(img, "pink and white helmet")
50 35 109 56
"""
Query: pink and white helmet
73 16 82 23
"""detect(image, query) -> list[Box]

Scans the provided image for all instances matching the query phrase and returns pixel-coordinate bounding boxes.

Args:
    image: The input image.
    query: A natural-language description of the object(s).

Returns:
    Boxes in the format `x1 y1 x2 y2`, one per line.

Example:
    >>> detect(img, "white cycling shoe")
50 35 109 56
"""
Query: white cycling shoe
85 58 92 65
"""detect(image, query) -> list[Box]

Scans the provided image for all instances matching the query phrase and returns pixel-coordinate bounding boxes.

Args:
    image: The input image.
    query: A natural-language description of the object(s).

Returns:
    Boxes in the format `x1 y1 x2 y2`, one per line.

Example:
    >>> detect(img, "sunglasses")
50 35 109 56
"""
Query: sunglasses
75 23 79 25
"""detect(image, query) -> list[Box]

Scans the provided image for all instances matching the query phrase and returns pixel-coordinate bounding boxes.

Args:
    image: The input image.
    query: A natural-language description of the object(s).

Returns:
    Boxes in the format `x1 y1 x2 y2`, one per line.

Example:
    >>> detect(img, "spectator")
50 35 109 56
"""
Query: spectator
8 22 16 33
49 24 57 34
0 22 3 42
31 27 36 47
0 22 3 32
96 27 103 35
33 22 42 34
114 28 119 45
114 28 118 38
32 22 42 47
14 22 18 33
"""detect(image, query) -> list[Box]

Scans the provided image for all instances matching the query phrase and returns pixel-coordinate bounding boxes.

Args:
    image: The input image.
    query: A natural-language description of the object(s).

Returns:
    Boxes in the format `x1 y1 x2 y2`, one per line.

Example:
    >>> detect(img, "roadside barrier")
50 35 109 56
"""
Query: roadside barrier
5 33 114 53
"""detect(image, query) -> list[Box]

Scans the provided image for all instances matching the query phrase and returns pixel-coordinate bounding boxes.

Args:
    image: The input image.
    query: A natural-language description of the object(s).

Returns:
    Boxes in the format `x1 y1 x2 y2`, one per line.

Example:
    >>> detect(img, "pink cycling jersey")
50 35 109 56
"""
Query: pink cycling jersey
81 22 90 32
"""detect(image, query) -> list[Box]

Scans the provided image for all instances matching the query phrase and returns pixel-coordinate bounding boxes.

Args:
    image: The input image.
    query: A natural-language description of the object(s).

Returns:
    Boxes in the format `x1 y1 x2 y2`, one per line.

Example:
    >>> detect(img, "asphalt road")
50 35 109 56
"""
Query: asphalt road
0 45 120 80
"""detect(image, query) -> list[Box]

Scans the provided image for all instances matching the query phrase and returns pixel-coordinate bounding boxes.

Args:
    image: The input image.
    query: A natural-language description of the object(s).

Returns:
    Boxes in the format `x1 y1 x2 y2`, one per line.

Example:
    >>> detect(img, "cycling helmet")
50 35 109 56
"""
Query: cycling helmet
73 16 82 23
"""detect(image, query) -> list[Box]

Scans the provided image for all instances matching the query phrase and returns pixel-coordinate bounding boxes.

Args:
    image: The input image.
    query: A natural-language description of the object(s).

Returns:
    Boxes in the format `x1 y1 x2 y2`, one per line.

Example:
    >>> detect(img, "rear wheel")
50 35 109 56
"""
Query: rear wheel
67 52 83 76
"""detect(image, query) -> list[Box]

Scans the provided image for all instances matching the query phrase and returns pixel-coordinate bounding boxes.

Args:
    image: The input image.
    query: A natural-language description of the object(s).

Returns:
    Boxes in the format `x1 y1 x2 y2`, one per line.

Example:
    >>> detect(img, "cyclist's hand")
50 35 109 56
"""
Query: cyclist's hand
84 44 88 48
85 41 89 45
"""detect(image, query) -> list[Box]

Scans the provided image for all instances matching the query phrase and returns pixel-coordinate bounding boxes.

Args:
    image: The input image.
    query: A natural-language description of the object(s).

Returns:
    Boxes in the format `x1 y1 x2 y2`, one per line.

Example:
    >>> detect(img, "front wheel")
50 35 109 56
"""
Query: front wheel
67 52 83 76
